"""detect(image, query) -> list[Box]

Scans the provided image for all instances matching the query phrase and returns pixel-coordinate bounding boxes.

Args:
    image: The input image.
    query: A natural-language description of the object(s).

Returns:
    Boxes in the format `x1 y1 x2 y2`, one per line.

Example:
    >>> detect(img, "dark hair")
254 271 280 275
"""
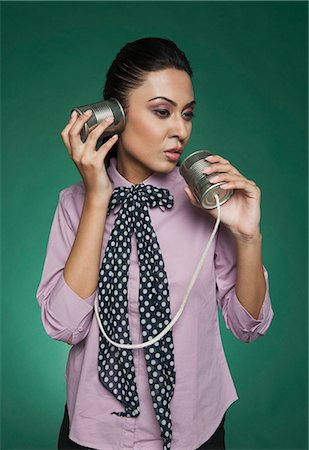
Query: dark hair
103 37 193 110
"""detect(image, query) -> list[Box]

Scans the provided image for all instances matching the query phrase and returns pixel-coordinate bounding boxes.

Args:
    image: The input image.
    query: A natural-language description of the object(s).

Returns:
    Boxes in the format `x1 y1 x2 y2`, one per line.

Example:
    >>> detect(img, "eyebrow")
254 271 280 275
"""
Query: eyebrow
148 96 196 108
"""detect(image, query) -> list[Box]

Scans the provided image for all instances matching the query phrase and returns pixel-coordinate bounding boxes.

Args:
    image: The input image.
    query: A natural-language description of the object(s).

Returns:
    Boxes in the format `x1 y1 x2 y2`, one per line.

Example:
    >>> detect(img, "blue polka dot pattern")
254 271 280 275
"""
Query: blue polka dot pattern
98 184 175 450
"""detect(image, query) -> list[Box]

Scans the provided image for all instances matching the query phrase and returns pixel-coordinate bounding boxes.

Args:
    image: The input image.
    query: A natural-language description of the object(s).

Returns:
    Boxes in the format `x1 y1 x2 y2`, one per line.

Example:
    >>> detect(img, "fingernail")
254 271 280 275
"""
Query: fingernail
84 109 92 116
71 110 77 118
105 117 114 123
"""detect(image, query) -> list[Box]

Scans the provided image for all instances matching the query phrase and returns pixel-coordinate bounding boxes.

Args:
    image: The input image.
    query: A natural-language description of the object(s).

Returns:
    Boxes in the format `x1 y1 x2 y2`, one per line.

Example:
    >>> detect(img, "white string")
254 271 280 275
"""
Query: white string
94 194 221 349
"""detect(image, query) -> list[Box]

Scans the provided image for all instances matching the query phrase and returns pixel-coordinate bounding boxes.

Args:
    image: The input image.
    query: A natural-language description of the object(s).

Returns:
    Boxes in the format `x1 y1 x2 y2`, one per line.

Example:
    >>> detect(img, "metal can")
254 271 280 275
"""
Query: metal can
179 150 233 209
71 98 126 143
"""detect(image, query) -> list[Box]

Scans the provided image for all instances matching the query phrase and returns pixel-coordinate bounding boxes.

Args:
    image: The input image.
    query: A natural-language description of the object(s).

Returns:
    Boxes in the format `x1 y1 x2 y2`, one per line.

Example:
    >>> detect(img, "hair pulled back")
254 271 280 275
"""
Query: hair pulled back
103 37 193 110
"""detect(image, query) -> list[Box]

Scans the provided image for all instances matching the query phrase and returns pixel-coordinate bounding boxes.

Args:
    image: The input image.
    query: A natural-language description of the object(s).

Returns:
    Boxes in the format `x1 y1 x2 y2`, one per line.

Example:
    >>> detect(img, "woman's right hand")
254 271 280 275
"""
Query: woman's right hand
60 109 118 205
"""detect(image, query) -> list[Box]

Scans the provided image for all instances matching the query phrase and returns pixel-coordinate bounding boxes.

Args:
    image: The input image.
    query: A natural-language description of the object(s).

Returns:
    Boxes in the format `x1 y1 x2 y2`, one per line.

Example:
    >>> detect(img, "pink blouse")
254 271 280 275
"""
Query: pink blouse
36 158 274 450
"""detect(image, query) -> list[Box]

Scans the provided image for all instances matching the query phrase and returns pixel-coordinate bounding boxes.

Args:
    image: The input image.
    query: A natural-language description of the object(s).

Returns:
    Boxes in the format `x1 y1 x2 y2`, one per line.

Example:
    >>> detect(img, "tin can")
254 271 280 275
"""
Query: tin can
71 98 126 143
179 150 233 209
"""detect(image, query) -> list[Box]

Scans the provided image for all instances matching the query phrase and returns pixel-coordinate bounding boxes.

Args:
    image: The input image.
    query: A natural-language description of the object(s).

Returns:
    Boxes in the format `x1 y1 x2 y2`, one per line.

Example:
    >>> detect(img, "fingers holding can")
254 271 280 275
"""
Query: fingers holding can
68 109 94 148
61 109 115 163
60 109 93 158
60 109 80 156
85 116 114 145
75 98 125 144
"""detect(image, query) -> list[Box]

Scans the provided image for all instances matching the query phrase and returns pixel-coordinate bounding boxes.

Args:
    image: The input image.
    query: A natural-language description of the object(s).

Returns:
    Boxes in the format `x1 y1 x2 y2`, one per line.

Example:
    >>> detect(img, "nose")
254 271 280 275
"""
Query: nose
169 113 191 143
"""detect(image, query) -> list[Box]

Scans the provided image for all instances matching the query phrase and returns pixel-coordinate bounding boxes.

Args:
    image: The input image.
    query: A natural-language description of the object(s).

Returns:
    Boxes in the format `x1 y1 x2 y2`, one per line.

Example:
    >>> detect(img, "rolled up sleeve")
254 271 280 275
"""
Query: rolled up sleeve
215 224 274 343
36 187 95 345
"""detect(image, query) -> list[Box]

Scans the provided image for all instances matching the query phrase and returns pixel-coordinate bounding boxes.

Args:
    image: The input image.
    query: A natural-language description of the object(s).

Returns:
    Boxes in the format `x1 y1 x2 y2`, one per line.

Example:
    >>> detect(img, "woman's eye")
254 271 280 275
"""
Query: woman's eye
153 109 170 118
182 111 195 121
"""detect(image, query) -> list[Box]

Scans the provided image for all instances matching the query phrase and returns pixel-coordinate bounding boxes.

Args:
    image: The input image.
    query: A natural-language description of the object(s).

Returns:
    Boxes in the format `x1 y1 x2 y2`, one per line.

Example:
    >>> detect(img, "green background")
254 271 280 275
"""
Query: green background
1 1 308 449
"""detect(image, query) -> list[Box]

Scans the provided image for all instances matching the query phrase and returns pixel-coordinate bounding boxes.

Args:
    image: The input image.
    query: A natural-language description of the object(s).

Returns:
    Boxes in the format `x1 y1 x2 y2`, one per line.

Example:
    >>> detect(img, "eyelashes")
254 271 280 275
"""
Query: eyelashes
183 111 195 120
152 109 195 121
153 109 170 118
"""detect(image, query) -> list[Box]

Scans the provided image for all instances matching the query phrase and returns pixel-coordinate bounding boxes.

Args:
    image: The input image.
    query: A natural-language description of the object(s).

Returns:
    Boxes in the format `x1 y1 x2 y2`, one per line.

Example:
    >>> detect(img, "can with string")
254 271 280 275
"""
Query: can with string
179 150 233 209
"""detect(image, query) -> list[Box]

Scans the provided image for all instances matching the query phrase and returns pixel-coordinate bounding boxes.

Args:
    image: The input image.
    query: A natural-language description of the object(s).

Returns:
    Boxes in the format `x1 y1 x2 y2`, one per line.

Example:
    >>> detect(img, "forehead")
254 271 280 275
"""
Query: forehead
129 68 194 104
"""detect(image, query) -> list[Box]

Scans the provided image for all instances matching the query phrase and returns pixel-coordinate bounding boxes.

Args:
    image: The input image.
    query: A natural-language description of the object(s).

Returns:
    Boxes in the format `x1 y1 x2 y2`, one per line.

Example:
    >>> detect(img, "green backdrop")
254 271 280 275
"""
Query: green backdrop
1 1 308 449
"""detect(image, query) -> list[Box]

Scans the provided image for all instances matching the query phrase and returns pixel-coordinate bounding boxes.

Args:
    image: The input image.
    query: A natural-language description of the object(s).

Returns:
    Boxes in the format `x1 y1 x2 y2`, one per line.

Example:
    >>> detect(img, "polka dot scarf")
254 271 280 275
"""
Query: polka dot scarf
97 184 176 450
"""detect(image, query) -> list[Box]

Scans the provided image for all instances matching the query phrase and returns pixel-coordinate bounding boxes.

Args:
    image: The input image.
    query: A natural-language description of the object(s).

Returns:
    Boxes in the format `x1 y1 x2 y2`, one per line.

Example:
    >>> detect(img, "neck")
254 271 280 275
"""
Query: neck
116 152 154 185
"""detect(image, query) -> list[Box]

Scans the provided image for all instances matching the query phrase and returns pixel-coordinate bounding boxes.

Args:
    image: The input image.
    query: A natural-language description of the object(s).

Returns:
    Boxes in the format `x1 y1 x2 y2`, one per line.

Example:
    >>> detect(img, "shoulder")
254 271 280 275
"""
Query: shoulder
56 182 86 230
58 181 85 208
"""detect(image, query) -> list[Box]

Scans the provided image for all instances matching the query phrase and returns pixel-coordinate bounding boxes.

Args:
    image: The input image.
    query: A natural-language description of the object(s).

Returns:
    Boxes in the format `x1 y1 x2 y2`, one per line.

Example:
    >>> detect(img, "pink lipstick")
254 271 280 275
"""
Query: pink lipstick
165 147 182 161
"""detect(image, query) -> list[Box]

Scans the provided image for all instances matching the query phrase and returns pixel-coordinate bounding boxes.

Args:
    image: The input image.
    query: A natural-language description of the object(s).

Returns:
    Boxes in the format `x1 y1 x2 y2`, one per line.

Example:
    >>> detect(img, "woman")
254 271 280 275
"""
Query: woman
37 37 274 450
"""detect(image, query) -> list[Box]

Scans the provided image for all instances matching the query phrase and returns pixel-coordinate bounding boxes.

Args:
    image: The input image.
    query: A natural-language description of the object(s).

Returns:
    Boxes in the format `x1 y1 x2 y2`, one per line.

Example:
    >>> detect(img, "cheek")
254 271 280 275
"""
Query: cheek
123 111 160 143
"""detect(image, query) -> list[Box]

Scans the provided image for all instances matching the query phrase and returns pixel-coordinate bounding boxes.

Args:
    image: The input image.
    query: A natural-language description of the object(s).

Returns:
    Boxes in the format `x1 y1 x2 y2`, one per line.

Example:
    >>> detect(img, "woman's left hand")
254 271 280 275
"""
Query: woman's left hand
184 154 261 241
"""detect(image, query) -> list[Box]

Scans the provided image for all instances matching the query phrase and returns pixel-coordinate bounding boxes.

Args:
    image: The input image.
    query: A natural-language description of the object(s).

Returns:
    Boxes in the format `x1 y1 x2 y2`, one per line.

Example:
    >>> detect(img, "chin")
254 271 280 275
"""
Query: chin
154 161 178 174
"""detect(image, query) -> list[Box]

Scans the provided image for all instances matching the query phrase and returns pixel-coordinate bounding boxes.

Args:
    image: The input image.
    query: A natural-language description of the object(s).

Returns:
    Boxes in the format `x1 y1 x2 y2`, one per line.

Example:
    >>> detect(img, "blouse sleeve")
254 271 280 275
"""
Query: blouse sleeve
36 189 96 345
214 223 274 343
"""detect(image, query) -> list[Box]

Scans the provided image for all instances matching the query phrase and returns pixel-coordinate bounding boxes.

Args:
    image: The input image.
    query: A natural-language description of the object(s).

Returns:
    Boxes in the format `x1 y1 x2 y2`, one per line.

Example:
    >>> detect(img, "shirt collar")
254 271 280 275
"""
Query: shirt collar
107 157 179 191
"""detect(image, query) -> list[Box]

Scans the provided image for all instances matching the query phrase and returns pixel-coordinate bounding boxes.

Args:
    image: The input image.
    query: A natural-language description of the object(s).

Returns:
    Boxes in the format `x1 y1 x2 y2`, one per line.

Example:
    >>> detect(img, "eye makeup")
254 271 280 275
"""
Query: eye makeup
148 96 195 121
152 108 171 119
182 109 195 121
150 103 195 121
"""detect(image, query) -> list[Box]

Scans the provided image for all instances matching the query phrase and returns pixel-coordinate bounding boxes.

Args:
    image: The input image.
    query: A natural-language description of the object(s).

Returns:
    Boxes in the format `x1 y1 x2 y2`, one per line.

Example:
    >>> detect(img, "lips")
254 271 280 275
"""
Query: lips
164 147 183 162
166 147 183 154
